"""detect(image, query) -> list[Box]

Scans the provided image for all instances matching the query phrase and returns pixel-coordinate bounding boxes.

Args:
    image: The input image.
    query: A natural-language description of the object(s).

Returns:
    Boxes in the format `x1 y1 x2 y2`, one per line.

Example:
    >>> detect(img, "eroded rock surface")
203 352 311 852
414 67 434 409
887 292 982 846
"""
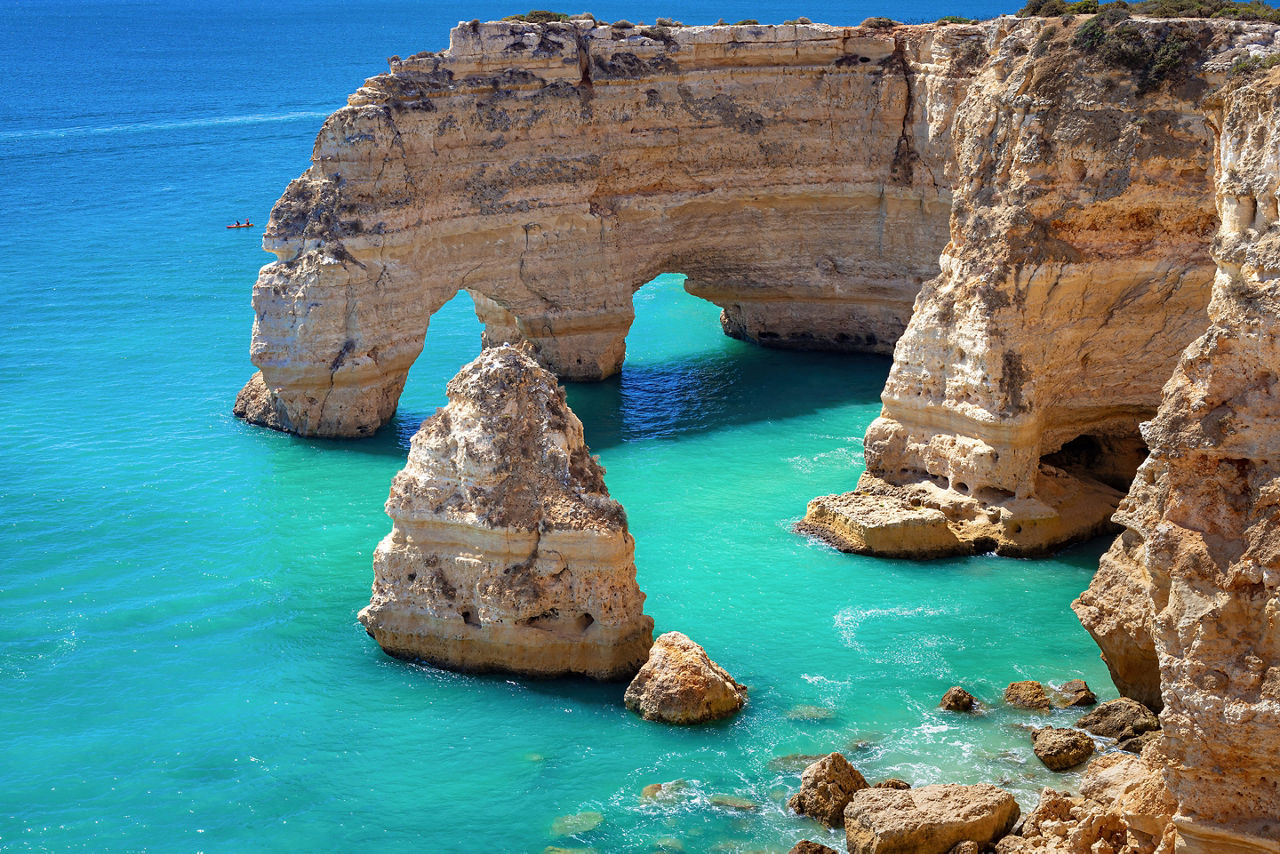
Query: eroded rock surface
357 345 653 678
1031 727 1094 772
809 19 1280 557
623 631 746 724
843 783 1020 854
1004 680 1052 712
237 19 979 437
789 752 870 828
1084 66 1280 853
995 751 1176 854
1075 699 1160 742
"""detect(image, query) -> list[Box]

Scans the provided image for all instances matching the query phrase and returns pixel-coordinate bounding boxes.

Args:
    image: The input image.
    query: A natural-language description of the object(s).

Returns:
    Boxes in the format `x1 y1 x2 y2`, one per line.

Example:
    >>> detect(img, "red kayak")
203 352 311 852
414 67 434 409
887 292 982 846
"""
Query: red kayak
226 223 255 229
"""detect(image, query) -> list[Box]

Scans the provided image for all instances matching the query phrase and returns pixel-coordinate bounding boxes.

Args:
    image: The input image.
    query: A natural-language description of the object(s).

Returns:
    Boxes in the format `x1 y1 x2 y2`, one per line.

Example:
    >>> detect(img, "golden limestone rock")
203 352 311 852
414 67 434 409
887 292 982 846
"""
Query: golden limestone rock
1079 67 1280 854
623 631 746 724
237 19 974 437
806 20 1279 558
357 345 653 679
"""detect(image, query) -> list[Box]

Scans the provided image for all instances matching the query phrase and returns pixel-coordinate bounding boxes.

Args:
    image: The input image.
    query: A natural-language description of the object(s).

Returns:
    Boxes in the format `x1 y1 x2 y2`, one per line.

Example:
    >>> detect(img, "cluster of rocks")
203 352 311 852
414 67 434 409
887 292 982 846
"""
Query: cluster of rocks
937 680 1161 775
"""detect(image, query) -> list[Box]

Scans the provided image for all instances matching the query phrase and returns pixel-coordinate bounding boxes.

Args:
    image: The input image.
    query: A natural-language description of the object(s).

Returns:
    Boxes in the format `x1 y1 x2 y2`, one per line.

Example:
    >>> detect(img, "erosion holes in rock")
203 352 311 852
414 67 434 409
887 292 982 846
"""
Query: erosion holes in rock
461 610 481 627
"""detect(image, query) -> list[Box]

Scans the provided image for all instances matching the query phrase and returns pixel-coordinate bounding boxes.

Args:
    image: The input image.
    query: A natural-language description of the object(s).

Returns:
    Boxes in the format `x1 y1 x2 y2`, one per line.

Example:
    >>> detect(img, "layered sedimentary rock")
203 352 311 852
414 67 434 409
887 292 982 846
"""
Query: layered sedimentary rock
238 18 980 436
1076 67 1280 854
806 18 1280 557
357 344 653 678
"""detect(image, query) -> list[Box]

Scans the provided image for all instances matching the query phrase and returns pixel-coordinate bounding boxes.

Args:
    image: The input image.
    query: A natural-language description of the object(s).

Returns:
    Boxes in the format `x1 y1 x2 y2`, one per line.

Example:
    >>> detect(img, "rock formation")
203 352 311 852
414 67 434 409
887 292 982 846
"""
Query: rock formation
843 783 1020 854
1055 680 1096 708
789 752 870 828
1030 727 1094 772
357 344 653 678
623 631 746 723
939 686 976 712
237 18 979 437
1075 699 1160 743
802 18 1280 558
1074 65 1280 854
1004 680 1052 711
995 750 1177 854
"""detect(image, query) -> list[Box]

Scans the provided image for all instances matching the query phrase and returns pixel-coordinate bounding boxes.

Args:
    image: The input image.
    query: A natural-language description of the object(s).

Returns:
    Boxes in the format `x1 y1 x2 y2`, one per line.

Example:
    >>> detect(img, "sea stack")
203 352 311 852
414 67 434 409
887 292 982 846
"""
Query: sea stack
357 345 653 679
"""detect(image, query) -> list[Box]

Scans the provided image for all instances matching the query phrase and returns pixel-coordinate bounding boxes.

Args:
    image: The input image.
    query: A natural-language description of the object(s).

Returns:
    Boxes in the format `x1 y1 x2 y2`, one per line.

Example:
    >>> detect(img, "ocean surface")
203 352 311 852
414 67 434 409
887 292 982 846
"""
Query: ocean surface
1 1 1118 850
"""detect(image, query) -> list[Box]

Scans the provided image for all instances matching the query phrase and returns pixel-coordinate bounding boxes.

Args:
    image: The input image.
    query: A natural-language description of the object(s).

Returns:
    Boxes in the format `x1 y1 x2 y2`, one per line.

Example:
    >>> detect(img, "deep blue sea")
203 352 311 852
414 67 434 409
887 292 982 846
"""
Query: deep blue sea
0 1 1118 850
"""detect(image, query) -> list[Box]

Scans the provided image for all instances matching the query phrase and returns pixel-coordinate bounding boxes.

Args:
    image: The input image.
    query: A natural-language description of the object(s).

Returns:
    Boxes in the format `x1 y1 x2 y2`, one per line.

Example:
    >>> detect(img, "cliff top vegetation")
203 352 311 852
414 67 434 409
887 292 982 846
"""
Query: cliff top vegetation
1019 0 1280 20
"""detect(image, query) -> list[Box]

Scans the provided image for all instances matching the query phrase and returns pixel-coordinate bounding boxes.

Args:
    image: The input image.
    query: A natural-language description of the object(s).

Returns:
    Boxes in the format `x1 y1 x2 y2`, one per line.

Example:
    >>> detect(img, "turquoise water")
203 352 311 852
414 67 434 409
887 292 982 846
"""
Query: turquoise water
2 1 1116 851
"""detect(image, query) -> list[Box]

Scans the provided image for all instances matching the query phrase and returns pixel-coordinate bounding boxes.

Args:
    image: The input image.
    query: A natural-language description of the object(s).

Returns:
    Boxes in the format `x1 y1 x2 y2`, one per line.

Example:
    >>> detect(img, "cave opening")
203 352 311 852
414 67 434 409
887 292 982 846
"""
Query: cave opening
1040 433 1149 492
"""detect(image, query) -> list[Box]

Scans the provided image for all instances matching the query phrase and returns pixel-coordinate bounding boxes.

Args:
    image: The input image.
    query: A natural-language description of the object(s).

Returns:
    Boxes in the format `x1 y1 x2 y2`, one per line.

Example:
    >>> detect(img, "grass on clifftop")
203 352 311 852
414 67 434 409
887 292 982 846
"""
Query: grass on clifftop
1019 0 1280 19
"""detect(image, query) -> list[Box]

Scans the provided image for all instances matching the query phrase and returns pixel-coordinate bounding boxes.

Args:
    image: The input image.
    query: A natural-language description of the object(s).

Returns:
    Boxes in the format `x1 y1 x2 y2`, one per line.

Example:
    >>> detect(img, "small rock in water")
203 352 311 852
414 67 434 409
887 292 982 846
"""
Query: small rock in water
544 847 598 854
1031 726 1095 771
788 752 869 827
789 841 839 854
649 837 684 852
709 794 759 811
551 811 604 837
524 752 546 762
641 780 687 801
1004 680 1052 711
1117 730 1160 754
939 686 977 712
787 704 837 722
624 632 747 724
1075 698 1160 740
874 778 911 789
1056 679 1097 707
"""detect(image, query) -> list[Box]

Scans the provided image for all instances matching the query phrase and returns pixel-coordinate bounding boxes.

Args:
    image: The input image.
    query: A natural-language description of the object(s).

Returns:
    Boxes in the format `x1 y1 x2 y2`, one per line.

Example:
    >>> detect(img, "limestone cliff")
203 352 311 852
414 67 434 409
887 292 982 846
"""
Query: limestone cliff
1077 67 1280 853
236 19 987 436
357 344 653 679
804 17 1280 558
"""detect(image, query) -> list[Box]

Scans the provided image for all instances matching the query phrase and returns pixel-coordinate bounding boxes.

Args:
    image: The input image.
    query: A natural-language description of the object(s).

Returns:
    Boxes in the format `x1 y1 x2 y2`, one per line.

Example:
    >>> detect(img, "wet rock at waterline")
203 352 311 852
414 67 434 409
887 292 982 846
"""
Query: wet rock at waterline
788 752 870 828
624 632 746 724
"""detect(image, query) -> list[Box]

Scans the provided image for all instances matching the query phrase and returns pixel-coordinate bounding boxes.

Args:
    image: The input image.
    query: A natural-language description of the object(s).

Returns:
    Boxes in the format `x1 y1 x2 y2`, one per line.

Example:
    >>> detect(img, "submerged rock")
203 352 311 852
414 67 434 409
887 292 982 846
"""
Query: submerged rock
551 811 604 836
788 752 869 828
708 794 757 811
357 345 653 679
624 632 746 724
940 686 977 712
1031 727 1094 772
1075 699 1159 742
844 783 1020 854
1004 681 1052 712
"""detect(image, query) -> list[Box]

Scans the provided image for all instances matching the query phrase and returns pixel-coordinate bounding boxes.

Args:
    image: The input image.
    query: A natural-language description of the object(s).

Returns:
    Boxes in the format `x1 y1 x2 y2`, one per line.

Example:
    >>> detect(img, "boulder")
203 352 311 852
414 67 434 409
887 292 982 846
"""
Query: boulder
788 752 870 827
624 632 746 724
844 783 1020 854
940 687 976 712
1075 698 1159 741
1056 680 1096 707
1004 681 1052 711
789 842 839 854
1031 727 1095 772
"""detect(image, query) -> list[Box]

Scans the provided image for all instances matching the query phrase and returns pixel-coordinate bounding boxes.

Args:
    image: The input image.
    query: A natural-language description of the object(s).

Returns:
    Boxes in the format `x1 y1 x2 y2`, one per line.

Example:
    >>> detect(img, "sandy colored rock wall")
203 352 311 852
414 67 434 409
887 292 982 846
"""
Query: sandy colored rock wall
805 18 1280 558
239 19 985 436
357 345 653 679
1091 67 1280 853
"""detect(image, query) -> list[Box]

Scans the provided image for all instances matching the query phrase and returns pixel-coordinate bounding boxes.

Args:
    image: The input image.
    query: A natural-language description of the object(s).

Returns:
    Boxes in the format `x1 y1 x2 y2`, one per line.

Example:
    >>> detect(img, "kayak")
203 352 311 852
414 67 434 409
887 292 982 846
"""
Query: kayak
226 223 255 229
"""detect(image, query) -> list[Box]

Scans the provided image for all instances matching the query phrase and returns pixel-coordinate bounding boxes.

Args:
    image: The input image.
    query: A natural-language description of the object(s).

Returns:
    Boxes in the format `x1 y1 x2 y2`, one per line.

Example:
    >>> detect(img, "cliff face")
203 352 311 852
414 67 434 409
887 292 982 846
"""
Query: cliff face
807 19 1280 558
239 20 983 437
1078 68 1280 853
357 345 653 679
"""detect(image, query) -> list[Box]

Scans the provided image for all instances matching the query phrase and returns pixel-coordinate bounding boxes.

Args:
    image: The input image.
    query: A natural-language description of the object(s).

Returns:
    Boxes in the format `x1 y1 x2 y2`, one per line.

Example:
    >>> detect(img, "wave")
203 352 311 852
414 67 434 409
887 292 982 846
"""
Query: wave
0 110 334 143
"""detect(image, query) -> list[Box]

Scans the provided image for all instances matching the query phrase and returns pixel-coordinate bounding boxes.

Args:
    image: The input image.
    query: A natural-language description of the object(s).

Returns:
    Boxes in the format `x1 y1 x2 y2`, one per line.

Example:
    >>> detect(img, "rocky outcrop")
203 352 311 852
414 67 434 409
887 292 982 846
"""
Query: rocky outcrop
623 631 746 723
805 18 1280 558
995 751 1176 854
1075 698 1160 742
844 783 1020 854
356 344 653 678
237 19 983 437
939 686 976 712
1078 66 1280 854
1056 680 1096 707
789 842 839 854
1004 680 1052 712
789 752 870 827
1031 727 1094 772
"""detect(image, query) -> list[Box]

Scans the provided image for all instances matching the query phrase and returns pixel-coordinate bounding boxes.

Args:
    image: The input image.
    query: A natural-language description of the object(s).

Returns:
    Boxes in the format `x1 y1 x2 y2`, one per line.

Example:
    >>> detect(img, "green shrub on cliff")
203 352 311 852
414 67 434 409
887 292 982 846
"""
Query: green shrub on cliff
860 16 899 26
503 9 571 22
1071 5 1202 91
1019 0 1280 15
1231 51 1280 74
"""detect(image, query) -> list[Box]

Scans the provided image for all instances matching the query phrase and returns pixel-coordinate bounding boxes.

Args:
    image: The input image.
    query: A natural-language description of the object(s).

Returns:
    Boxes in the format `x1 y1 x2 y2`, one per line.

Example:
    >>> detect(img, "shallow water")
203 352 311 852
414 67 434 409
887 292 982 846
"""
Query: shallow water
2 1 1117 851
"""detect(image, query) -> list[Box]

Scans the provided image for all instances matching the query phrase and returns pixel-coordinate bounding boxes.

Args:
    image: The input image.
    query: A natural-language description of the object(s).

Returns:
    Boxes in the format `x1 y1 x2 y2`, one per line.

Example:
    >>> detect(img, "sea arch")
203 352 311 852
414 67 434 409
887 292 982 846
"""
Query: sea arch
233 19 958 438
